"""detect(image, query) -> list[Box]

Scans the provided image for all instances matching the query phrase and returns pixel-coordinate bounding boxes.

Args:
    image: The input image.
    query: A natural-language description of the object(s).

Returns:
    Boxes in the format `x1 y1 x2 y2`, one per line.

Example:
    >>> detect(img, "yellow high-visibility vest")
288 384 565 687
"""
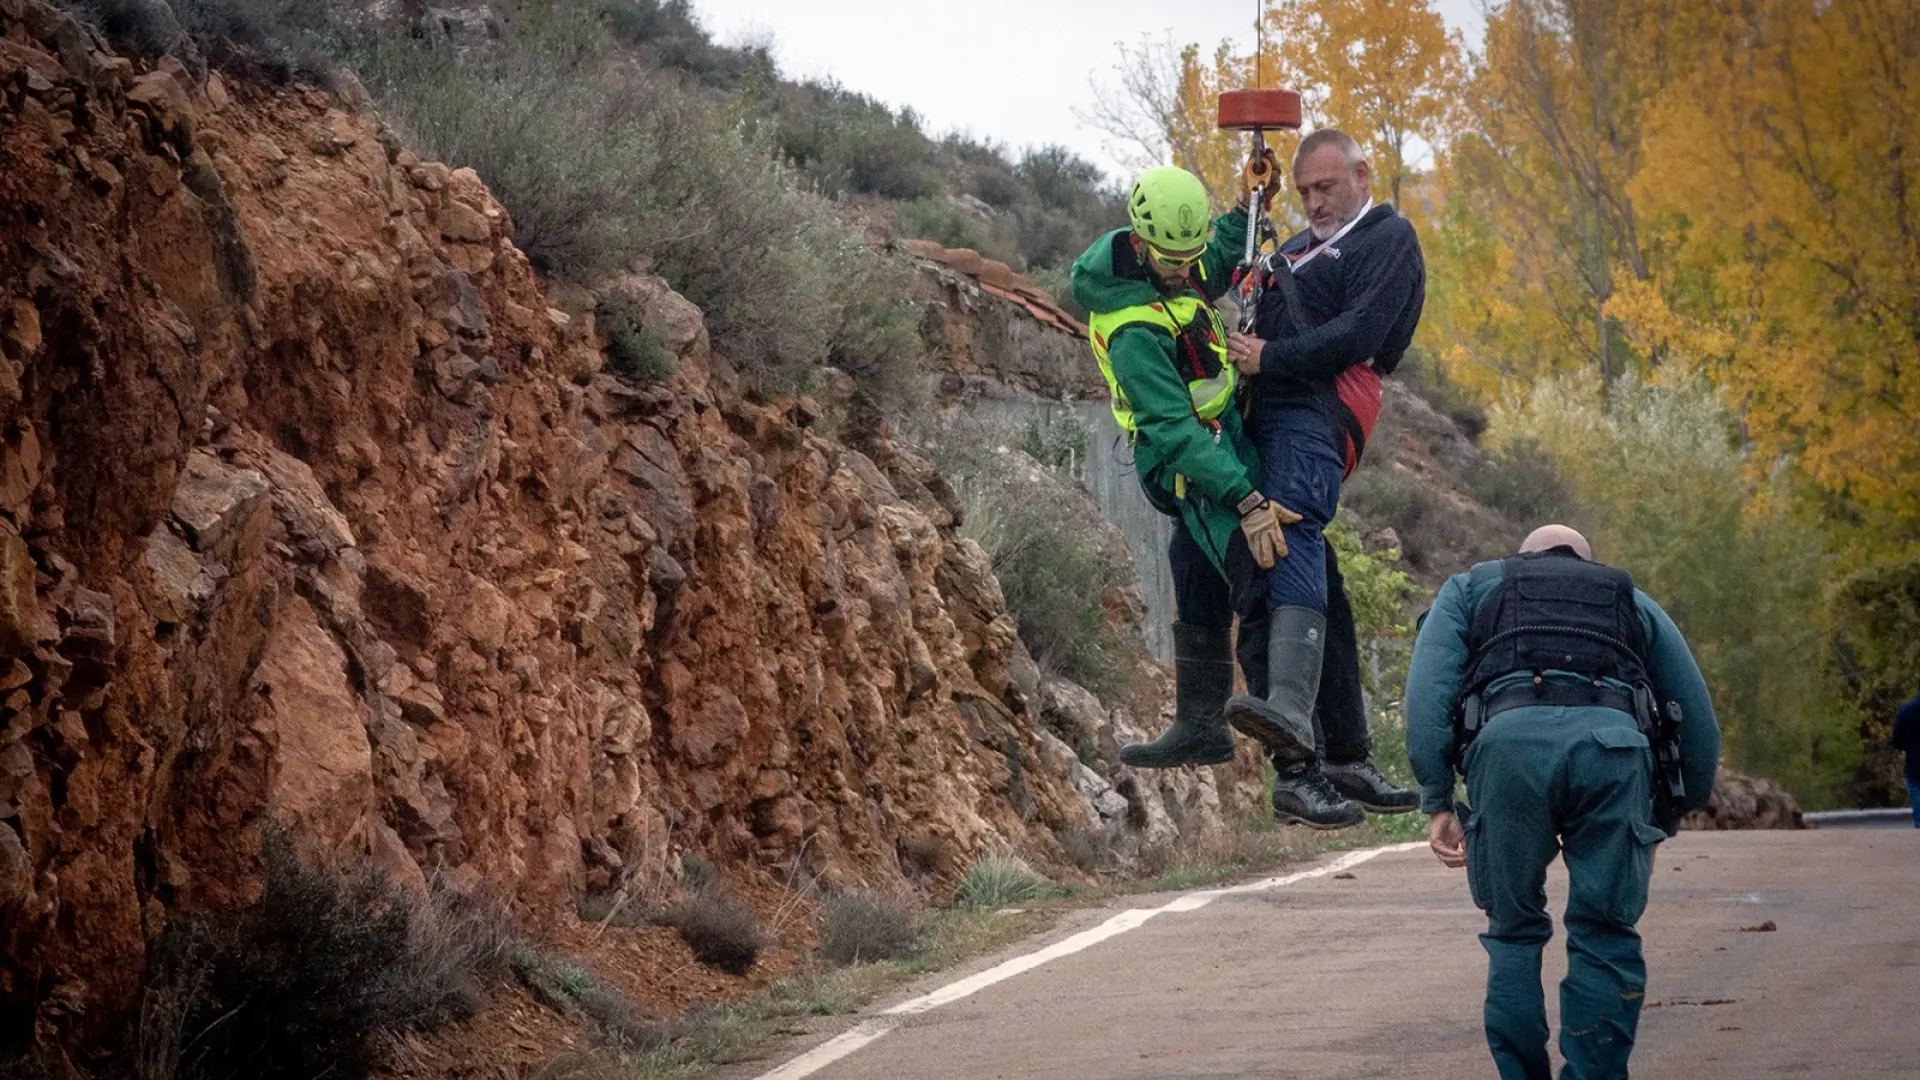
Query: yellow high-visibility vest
1087 296 1235 435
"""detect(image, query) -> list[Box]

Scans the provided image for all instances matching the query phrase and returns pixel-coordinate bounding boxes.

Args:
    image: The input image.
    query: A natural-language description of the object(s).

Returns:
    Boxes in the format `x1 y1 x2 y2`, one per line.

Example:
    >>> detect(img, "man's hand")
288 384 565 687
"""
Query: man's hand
1429 811 1466 868
1242 147 1280 211
1228 333 1266 376
1237 492 1302 569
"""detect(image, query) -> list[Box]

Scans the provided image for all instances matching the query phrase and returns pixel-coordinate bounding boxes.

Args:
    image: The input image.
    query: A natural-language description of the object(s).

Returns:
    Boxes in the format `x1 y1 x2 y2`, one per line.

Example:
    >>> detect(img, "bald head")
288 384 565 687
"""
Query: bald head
1520 524 1592 561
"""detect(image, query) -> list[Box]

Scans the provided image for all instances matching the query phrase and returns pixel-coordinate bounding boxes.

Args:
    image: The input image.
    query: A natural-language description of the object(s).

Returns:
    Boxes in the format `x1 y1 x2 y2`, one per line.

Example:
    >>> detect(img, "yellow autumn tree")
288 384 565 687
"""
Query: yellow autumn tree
1619 0 1920 543
1257 0 1465 208
1087 1 1463 220
1422 0 1682 392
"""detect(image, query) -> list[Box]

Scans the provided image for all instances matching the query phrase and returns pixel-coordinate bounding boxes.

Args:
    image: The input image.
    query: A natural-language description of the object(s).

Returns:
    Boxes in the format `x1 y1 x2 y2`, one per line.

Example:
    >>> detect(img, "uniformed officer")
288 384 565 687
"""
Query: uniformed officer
1404 524 1721 1080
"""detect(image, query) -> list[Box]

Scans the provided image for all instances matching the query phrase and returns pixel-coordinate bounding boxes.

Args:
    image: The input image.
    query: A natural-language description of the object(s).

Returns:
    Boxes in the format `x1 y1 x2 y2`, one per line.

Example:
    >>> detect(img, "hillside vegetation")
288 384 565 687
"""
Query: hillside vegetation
77 0 1119 401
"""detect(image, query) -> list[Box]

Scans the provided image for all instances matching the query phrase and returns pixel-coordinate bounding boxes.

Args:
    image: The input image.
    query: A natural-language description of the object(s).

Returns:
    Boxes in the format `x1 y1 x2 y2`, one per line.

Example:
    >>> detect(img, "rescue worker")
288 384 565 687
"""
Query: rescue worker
1069 164 1299 770
1222 128 1426 823
1404 524 1722 1080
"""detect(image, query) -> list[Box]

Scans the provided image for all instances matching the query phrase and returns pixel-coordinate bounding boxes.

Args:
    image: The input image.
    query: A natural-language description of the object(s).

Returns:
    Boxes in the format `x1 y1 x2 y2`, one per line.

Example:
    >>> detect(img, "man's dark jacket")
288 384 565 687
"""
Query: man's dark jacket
1251 203 1425 417
1893 690 1920 784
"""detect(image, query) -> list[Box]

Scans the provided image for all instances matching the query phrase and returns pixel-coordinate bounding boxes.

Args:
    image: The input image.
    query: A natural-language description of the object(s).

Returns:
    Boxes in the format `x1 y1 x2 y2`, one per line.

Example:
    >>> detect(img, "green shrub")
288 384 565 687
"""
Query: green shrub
776 81 940 200
1469 436 1575 525
1343 468 1441 563
816 890 923 965
1026 264 1088 322
954 855 1044 909
965 159 1028 210
1831 557 1920 806
594 0 762 87
1055 824 1125 876
1007 209 1086 272
1398 347 1491 442
1015 409 1090 475
898 196 991 252
680 850 715 890
1325 518 1423 798
966 483 1131 695
1326 517 1418 645
1499 375 1859 806
356 18 922 405
63 0 347 80
596 290 676 385
1018 146 1116 214
827 253 927 413
363 30 681 281
931 414 1139 697
1014 145 1125 269
576 888 654 929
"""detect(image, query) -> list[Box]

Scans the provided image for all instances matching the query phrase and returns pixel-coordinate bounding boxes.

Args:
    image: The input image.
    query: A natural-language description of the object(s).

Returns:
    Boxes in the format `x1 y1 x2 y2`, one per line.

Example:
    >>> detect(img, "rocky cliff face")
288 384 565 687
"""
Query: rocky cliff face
0 1 1249 1047
905 237 1102 406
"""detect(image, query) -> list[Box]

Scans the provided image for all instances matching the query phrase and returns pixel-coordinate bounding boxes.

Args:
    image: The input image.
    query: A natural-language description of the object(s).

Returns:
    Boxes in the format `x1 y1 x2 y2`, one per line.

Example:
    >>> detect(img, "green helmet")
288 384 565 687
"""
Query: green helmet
1128 166 1212 253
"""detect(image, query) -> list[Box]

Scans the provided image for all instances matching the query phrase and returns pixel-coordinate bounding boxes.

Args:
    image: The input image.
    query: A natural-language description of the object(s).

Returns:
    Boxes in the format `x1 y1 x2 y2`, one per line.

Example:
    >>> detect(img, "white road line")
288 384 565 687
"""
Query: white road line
750 841 1426 1080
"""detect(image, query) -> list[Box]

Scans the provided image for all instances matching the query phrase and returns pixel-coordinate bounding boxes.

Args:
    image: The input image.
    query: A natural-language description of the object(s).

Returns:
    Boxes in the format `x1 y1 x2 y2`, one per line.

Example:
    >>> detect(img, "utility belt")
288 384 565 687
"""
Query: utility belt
1450 677 1688 830
1481 680 1638 722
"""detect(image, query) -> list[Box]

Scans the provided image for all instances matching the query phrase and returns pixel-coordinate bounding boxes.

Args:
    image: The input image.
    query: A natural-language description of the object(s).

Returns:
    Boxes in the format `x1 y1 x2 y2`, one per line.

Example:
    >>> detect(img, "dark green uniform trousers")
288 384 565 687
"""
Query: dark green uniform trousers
1463 705 1670 1080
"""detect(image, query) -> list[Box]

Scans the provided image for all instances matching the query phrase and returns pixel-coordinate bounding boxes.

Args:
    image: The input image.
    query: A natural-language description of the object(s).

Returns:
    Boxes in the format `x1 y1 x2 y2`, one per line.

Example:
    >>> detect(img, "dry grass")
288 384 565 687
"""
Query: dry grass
1056 824 1128 876
660 885 768 976
130 825 519 1080
817 890 924 966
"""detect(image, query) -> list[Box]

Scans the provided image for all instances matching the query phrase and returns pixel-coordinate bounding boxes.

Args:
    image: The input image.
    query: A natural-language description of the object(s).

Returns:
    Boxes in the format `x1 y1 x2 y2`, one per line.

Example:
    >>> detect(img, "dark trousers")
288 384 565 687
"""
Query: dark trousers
1464 706 1667 1080
1168 518 1371 763
1254 403 1346 615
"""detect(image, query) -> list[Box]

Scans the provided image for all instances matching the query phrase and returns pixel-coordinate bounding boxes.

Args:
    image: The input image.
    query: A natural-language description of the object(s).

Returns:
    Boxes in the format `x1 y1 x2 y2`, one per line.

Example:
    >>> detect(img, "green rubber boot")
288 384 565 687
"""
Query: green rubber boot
1120 623 1237 768
1223 606 1323 766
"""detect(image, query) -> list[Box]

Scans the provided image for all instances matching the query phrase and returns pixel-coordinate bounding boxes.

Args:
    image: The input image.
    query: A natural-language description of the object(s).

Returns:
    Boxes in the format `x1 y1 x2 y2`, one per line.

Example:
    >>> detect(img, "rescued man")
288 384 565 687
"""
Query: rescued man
1222 128 1426 824
1404 524 1722 1079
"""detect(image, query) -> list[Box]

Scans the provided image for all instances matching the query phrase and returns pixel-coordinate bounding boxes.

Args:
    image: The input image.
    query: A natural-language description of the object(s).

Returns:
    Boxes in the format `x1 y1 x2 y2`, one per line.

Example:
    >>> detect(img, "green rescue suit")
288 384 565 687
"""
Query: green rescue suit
1404 551 1721 1080
1071 208 1258 577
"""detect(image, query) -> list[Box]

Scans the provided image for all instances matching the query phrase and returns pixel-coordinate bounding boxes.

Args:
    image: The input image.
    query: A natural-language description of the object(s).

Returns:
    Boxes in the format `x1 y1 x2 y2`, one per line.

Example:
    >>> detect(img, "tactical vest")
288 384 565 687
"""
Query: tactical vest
1087 296 1235 435
1463 553 1649 693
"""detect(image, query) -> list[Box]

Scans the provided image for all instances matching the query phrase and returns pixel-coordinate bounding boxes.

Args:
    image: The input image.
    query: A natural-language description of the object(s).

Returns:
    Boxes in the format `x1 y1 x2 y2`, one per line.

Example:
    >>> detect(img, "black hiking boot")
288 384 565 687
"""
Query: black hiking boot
1324 759 1419 814
1270 761 1367 829
1224 606 1322 766
1120 623 1236 768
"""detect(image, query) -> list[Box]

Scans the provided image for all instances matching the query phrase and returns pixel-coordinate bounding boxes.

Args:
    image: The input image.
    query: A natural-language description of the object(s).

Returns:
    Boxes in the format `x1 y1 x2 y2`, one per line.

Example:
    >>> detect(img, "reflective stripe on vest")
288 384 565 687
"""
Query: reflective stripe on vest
1087 296 1235 434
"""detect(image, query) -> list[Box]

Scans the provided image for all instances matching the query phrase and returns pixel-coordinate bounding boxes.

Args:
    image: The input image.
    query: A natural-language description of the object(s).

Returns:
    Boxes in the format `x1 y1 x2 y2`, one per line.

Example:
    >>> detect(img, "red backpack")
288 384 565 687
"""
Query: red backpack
1265 260 1382 478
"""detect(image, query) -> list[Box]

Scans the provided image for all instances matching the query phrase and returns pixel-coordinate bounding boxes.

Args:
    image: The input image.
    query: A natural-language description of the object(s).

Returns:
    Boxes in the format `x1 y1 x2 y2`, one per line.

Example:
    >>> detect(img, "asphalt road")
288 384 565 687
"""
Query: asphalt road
734 829 1918 1080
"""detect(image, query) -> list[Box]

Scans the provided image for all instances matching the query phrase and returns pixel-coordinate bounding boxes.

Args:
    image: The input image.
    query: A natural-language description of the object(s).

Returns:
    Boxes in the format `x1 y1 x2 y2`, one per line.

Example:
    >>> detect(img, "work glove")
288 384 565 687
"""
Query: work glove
1237 491 1302 569
1241 147 1281 212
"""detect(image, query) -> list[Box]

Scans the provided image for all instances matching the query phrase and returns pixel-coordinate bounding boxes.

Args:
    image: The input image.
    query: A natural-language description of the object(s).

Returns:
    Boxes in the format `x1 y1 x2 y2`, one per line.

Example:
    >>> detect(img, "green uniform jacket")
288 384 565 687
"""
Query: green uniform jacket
1404 560 1723 831
1070 208 1258 573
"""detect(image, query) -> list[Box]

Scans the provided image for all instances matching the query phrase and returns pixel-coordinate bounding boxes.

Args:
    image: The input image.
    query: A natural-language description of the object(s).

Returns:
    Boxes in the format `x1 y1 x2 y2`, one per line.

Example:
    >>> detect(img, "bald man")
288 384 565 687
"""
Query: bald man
1403 526 1721 1080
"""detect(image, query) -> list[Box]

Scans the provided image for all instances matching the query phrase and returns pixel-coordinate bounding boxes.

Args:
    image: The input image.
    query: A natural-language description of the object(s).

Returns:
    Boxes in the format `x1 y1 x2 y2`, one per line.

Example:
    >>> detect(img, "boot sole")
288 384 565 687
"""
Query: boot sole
1223 699 1316 765
1272 809 1366 830
1353 801 1419 815
1118 748 1236 769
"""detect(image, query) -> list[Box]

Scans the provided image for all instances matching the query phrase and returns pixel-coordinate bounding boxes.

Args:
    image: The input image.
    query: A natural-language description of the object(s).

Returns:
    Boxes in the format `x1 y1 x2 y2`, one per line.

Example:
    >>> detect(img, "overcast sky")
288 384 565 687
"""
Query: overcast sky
685 0 1487 181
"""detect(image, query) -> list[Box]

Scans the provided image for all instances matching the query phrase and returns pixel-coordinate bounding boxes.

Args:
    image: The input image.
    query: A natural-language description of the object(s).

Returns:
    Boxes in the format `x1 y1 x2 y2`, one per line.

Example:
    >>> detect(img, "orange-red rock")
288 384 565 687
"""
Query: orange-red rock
0 1 1248 1050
